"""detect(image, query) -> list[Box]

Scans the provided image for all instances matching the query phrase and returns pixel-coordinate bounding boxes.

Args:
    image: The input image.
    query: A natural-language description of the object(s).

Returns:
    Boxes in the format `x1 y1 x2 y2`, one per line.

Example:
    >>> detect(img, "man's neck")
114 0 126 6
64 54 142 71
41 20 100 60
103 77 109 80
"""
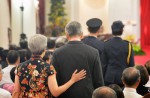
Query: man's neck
69 37 81 41
89 33 98 38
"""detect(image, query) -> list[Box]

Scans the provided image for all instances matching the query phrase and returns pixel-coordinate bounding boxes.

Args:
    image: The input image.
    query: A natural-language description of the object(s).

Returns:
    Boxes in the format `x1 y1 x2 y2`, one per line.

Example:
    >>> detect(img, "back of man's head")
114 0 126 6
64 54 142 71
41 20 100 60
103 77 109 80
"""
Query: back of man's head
65 21 82 37
7 50 20 65
111 20 124 36
122 67 140 87
86 18 102 33
92 86 117 98
47 38 56 49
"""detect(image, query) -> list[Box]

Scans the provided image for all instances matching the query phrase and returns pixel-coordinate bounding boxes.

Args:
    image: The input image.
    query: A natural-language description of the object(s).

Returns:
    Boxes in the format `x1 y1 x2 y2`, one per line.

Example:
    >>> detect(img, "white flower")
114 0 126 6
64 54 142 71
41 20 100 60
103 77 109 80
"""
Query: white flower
33 70 39 76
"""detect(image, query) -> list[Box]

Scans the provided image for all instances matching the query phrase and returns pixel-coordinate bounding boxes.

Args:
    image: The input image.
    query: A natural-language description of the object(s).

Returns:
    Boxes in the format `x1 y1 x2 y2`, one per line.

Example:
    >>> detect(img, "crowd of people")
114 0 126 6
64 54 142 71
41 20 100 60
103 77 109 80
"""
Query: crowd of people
0 18 150 98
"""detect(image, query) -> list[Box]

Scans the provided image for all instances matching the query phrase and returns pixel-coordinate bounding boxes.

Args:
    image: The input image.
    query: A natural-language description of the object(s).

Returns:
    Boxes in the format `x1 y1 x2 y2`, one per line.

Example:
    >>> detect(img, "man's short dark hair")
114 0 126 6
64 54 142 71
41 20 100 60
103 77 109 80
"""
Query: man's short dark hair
92 86 117 98
47 38 56 49
122 67 140 87
7 50 19 64
88 27 100 33
111 20 124 36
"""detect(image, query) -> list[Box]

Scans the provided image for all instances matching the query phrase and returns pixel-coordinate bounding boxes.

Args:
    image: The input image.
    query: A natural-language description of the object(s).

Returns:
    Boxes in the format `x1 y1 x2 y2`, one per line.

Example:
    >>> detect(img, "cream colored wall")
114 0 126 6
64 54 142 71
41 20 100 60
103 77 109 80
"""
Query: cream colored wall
78 0 109 35
0 0 10 49
108 0 140 41
11 0 36 45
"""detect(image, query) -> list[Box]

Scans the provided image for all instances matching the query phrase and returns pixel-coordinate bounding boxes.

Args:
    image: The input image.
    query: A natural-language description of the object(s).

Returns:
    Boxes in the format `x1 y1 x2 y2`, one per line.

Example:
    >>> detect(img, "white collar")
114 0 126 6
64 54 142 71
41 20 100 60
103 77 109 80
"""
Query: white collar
124 87 137 92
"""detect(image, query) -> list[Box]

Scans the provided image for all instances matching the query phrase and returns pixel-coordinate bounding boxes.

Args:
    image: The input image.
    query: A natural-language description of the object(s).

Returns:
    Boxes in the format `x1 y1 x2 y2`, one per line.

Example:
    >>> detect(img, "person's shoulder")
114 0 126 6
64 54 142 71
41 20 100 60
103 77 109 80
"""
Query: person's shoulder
83 43 99 53
53 44 67 54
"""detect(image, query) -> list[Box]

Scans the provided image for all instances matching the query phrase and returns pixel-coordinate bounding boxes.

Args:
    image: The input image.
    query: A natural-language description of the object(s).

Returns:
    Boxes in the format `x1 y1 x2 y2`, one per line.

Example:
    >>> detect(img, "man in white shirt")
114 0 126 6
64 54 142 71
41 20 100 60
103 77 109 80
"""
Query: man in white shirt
0 64 11 98
122 67 143 98
0 50 20 85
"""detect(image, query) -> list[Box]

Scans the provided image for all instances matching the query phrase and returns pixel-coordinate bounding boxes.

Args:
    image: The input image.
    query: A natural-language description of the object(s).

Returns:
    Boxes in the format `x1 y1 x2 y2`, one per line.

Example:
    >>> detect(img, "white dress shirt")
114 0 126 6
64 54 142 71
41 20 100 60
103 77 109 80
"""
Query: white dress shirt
0 65 15 85
123 87 143 98
0 88 12 98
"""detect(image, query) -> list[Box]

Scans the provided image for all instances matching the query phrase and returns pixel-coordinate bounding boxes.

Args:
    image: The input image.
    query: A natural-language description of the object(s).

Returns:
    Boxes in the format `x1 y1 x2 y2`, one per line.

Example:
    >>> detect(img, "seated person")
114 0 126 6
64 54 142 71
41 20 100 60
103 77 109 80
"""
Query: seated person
1 67 16 94
47 38 56 55
122 67 143 98
145 60 150 87
43 51 52 64
0 65 11 98
109 84 124 98
0 50 20 85
135 65 149 96
92 86 117 98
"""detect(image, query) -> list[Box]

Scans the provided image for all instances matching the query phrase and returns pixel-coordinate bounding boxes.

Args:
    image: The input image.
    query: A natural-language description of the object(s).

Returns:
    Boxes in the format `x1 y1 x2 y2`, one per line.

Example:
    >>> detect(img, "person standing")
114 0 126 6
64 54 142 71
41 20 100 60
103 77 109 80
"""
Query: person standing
82 18 104 66
103 20 135 87
52 21 104 98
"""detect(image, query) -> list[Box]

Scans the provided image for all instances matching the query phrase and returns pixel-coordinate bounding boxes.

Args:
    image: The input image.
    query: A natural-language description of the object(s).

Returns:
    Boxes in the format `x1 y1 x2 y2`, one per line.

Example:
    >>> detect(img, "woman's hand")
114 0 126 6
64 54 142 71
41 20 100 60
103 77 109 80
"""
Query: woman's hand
71 69 86 83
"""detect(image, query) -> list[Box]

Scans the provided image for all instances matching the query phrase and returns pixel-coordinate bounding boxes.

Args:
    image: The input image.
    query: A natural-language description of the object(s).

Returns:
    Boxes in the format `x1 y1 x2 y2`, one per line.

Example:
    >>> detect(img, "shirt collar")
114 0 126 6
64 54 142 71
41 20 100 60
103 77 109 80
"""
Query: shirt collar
68 41 83 44
123 87 137 92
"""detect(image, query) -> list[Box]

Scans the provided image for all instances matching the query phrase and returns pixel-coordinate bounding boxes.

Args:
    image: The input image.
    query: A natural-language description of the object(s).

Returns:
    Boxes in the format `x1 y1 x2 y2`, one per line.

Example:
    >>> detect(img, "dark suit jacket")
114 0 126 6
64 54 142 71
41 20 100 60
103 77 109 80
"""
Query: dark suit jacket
52 41 104 98
82 36 104 57
102 37 134 85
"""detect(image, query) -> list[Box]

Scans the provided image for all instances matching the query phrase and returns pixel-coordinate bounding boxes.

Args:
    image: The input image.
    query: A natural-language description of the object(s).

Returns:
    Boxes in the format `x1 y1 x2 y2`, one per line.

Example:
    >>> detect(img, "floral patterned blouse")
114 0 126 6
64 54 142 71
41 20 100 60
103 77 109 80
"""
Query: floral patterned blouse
17 55 56 98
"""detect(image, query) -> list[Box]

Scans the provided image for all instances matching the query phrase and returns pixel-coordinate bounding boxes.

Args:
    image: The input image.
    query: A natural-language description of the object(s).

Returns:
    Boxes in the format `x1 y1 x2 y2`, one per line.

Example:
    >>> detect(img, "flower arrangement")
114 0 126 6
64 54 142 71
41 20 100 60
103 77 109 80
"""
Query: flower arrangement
48 0 68 37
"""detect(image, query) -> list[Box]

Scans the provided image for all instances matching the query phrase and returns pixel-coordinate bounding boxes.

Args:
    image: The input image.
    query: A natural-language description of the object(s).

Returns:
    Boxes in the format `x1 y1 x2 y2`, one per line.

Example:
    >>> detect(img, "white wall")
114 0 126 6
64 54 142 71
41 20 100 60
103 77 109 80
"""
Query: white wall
0 0 10 49
68 0 140 39
11 0 36 45
108 0 140 41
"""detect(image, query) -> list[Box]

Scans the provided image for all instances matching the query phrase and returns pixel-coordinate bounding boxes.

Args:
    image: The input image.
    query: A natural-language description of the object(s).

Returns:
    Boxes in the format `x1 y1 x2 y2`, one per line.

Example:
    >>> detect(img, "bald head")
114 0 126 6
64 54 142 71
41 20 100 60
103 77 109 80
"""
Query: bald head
122 67 140 87
92 86 117 98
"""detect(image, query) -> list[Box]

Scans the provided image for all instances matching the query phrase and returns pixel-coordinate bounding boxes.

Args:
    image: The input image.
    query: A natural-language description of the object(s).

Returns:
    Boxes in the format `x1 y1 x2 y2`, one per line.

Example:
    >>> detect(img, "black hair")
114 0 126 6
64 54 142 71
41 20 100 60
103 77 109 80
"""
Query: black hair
47 38 56 49
88 26 100 33
9 44 20 50
18 49 28 63
109 84 124 98
43 51 52 62
135 65 149 85
19 40 28 49
10 67 16 82
112 29 123 36
1 50 9 61
7 50 20 64
145 60 150 75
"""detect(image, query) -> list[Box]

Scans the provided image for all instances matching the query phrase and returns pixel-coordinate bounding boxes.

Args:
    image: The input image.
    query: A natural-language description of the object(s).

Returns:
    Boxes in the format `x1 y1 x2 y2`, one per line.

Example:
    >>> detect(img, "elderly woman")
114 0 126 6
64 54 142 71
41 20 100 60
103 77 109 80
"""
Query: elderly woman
12 34 86 98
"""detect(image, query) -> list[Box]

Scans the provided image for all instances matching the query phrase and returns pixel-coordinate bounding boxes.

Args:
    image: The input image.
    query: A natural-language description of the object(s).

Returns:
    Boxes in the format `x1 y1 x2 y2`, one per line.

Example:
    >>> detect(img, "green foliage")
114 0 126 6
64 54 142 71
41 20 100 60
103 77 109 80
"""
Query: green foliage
133 44 145 55
48 0 67 37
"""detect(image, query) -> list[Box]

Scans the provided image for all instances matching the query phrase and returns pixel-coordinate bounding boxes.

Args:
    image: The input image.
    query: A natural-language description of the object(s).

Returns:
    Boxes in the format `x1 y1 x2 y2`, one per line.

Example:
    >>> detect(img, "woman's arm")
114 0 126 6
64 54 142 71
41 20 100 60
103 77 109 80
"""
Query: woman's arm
12 75 20 98
48 69 86 97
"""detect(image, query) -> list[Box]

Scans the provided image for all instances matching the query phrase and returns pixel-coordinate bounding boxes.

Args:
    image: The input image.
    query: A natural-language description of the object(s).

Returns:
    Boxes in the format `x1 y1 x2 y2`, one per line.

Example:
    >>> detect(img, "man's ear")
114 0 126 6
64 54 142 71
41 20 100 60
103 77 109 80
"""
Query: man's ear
80 32 83 39
66 33 70 40
6 58 8 63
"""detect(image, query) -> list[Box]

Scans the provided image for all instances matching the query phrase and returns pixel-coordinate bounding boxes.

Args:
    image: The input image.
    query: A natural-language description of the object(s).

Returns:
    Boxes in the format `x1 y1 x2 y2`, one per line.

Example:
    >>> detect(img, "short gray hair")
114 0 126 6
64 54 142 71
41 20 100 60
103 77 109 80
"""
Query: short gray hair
92 86 117 98
65 21 82 36
28 34 47 53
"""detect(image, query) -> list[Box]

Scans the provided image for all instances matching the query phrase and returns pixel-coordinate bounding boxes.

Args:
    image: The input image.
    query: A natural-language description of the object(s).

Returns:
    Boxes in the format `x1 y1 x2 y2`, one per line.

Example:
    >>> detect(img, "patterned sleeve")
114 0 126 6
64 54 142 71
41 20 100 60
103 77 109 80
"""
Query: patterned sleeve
16 65 22 76
47 65 57 76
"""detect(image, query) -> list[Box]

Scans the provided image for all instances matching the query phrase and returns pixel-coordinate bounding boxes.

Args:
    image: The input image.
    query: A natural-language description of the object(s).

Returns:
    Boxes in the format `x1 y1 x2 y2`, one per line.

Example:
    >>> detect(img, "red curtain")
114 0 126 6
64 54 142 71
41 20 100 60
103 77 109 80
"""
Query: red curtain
140 0 150 49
